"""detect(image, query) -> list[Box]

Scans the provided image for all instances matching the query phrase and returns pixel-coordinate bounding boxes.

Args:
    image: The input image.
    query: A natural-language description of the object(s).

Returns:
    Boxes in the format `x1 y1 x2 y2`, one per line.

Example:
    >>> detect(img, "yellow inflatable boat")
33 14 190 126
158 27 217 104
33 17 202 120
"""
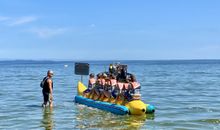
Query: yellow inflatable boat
75 81 155 115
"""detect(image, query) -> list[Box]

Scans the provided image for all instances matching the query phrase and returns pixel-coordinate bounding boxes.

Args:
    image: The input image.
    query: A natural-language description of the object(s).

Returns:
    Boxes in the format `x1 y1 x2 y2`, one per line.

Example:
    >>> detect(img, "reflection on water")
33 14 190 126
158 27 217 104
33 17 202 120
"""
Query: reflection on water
41 107 54 130
74 104 154 129
198 119 220 124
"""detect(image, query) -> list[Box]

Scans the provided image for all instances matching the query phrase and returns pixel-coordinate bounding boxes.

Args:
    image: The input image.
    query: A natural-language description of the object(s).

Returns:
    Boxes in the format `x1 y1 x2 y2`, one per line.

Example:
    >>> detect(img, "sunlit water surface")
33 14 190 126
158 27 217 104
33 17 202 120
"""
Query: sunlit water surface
0 60 220 130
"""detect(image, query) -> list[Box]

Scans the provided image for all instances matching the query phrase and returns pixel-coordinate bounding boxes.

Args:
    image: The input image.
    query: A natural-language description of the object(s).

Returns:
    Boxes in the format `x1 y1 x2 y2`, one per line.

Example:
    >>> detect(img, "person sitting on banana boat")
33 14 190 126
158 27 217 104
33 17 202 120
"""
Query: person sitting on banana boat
117 77 133 104
83 73 96 97
98 73 110 101
87 64 141 102
100 73 107 91
113 81 125 104
110 74 118 99
100 74 118 101
128 74 141 100
113 74 141 102
90 72 107 100
89 73 102 100
122 78 132 101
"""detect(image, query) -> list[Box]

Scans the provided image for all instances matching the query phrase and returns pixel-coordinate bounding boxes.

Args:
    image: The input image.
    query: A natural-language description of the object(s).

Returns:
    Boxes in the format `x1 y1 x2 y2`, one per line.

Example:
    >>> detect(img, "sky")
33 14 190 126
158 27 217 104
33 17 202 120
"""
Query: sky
0 0 220 60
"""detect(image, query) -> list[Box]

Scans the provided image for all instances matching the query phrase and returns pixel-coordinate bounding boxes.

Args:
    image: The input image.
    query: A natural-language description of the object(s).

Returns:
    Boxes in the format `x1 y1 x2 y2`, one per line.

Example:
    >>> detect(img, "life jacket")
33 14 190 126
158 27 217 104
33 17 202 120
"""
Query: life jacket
95 78 103 90
88 78 96 89
111 82 120 97
130 82 141 95
131 82 141 89
104 79 112 91
117 82 124 90
123 83 130 90
89 78 96 85
110 79 117 86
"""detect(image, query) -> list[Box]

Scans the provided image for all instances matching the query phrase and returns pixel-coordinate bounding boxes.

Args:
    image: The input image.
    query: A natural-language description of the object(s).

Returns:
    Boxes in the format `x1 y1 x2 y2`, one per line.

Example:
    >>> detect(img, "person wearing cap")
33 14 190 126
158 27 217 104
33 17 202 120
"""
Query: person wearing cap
41 70 54 107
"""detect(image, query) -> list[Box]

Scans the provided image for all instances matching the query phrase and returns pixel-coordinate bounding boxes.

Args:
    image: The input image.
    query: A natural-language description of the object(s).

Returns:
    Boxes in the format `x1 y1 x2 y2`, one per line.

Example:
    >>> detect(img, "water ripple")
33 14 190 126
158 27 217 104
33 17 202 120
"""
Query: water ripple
1 60 220 129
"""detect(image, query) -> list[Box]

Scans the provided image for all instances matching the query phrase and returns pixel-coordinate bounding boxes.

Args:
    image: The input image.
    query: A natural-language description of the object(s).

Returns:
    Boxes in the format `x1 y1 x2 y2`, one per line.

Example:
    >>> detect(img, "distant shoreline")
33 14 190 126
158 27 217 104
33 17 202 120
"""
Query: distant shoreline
1 59 220 65
0 59 220 62
0 58 220 61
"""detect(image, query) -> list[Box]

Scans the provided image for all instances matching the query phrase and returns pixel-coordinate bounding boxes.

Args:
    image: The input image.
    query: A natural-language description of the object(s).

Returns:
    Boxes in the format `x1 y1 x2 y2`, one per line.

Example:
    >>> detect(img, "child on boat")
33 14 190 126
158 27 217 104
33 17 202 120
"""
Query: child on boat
100 74 118 101
83 73 96 97
90 73 102 100
117 77 133 104
110 74 118 98
98 73 106 94
98 73 110 101
129 74 141 100
113 81 125 104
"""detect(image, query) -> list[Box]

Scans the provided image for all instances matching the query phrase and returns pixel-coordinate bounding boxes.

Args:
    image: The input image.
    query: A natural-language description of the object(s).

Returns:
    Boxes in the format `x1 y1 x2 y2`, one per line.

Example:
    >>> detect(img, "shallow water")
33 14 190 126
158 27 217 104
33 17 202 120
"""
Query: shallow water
0 60 220 130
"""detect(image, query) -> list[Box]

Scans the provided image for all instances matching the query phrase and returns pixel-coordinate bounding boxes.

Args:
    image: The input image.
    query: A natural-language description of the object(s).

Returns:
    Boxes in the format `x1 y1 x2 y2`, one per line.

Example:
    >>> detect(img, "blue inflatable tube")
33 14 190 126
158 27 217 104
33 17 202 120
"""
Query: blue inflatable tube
75 96 129 115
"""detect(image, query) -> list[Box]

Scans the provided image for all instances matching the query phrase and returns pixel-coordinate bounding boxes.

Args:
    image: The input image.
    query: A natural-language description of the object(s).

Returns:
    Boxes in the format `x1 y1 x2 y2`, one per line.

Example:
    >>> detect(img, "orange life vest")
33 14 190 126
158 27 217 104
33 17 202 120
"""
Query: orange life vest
131 82 140 89
110 79 117 86
123 83 130 90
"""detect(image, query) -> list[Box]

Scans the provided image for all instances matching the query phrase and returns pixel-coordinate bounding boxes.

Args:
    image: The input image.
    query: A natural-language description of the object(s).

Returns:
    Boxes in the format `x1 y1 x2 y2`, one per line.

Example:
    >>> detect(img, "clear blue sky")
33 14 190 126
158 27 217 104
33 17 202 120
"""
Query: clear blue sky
0 0 220 60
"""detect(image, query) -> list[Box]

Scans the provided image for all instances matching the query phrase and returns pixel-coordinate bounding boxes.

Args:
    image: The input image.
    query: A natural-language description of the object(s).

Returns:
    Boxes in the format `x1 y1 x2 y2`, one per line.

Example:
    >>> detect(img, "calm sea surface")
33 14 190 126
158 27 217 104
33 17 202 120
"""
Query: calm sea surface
0 60 220 130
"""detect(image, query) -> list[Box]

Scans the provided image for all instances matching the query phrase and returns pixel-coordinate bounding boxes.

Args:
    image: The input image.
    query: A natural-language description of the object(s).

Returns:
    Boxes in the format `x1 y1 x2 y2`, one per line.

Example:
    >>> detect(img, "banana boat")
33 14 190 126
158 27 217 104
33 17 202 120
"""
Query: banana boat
75 81 155 115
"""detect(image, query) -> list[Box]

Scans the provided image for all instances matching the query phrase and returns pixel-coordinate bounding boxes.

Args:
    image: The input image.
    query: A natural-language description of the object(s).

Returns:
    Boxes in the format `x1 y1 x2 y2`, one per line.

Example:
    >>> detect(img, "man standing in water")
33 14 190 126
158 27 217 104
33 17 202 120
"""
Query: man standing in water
41 70 54 108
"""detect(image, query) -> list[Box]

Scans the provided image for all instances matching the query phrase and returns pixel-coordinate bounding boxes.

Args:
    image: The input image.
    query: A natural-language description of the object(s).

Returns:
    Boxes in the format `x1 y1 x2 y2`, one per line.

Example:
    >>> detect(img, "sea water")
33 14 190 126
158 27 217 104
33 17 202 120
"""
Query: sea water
0 60 220 130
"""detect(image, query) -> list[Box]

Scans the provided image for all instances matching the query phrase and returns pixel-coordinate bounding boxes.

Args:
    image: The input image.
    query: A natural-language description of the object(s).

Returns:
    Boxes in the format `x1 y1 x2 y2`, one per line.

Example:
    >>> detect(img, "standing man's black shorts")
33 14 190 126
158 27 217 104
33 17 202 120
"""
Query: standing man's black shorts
42 90 49 103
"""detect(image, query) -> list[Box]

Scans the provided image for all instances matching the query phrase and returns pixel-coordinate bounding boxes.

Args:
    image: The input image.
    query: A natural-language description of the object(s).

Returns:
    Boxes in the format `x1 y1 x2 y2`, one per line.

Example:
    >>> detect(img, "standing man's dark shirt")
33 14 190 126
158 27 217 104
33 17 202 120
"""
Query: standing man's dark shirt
42 70 54 107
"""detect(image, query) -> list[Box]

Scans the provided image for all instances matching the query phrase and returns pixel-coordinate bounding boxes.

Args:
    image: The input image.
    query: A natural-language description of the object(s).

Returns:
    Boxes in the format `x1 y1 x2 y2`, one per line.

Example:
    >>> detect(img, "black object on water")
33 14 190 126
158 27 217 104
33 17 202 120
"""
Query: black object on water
75 63 90 75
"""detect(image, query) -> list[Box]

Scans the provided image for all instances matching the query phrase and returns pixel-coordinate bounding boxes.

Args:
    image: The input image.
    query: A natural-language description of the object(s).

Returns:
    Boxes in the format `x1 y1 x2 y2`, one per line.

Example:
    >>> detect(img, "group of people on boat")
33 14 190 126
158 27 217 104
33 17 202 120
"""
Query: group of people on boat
83 64 141 103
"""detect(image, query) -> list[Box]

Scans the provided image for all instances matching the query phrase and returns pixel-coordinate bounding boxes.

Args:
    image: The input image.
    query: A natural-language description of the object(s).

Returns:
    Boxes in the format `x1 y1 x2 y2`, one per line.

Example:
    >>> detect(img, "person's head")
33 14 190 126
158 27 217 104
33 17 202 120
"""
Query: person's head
47 70 54 78
102 73 107 79
130 74 137 82
111 74 116 79
89 73 95 78
97 73 102 79
126 76 131 82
